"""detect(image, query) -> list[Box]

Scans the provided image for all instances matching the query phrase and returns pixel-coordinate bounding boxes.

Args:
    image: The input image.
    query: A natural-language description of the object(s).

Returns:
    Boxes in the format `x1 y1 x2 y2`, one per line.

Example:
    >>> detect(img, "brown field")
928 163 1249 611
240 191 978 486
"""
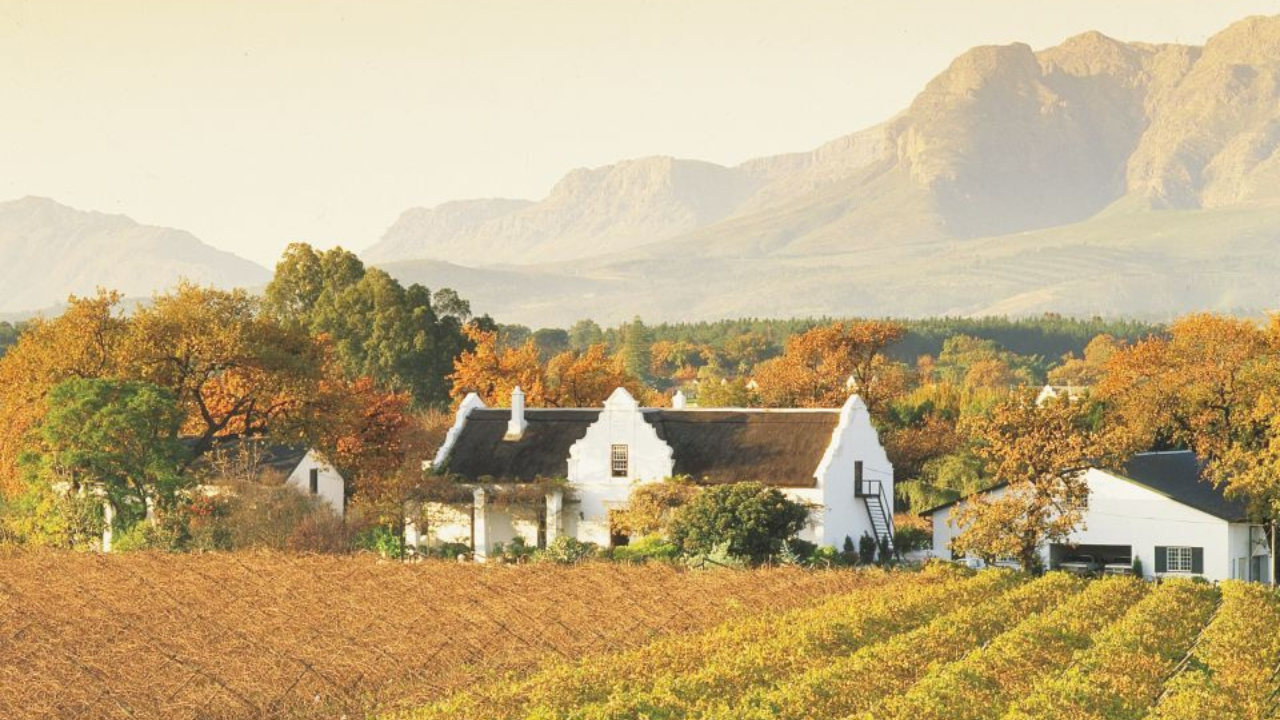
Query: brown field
0 551 869 720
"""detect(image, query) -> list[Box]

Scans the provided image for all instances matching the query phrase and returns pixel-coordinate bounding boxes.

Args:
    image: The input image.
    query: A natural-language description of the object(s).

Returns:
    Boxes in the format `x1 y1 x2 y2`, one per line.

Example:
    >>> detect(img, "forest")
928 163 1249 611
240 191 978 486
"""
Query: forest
3 240 1280 573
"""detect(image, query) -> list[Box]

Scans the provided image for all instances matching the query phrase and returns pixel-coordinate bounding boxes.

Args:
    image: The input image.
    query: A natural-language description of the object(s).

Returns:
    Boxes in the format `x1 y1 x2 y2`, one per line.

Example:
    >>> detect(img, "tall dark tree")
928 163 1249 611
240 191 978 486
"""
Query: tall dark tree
263 243 470 408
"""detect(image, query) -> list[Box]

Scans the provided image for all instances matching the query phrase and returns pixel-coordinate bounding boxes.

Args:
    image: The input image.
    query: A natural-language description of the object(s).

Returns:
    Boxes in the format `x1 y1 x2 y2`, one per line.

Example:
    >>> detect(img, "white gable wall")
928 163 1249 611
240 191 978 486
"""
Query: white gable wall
284 449 345 518
810 395 894 548
566 388 674 546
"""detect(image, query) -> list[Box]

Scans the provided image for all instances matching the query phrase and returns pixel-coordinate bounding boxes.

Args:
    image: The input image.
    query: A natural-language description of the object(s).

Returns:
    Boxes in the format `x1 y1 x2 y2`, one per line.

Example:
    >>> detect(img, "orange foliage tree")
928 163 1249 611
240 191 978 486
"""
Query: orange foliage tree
951 393 1126 570
121 284 328 459
450 326 654 408
752 321 906 411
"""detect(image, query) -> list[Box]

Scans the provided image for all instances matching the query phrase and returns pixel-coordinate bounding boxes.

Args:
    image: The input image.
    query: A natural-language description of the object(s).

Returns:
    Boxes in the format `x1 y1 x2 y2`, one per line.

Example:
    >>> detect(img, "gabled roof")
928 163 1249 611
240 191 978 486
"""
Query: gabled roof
440 408 599 481
1116 451 1249 522
437 406 840 488
922 450 1250 523
643 409 838 488
186 436 311 479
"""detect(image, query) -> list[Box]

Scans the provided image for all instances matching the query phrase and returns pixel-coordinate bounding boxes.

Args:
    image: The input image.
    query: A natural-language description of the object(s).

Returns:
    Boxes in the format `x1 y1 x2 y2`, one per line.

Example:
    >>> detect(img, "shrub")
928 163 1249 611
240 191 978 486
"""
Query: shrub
668 482 809 565
893 524 932 557
356 523 405 558
610 535 680 563
417 541 472 561
859 532 879 565
537 536 599 564
491 536 537 563
611 477 700 536
288 511 357 554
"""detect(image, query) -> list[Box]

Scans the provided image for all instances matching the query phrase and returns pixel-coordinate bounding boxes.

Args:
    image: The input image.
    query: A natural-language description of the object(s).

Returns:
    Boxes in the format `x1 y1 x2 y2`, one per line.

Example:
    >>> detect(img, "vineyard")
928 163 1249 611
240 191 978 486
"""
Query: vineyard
0 551 869 720
6 555 1280 720
404 564 1280 720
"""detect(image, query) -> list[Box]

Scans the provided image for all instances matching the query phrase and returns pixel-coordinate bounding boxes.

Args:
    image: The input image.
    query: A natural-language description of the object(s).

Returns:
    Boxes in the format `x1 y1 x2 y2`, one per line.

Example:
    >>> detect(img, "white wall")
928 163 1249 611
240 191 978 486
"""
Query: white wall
928 469 1255 582
566 388 673 546
284 449 345 518
813 395 894 548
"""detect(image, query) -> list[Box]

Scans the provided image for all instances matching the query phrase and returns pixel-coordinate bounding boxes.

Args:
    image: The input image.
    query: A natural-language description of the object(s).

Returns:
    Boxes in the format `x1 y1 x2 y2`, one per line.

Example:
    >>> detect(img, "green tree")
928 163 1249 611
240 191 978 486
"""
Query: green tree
568 319 605 351
668 482 810 564
263 243 469 407
26 378 190 542
620 316 653 384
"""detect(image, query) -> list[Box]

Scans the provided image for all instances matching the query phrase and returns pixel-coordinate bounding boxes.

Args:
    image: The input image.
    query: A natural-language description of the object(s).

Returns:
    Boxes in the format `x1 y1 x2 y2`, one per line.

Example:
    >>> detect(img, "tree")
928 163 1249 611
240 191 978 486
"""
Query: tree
668 482 810 564
122 283 327 460
0 291 128 497
1048 334 1121 387
612 477 700 536
752 321 906 412
1098 314 1271 462
531 328 571 360
27 378 190 540
263 243 469 407
450 326 654 408
620 316 653 384
568 319 604 351
950 393 1124 571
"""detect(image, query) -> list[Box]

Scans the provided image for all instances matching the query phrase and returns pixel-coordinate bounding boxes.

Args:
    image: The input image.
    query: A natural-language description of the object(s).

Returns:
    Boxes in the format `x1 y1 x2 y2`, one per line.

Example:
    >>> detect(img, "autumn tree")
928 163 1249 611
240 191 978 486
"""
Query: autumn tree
1098 314 1273 462
121 283 331 461
752 321 906 411
450 326 653 408
0 291 128 496
950 393 1124 571
1048 334 1121 387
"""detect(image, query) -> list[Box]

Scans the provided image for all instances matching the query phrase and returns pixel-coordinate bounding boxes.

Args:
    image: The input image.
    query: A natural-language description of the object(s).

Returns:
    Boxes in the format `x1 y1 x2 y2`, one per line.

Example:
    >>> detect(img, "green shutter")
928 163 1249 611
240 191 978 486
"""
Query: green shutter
1154 546 1167 573
1192 547 1204 574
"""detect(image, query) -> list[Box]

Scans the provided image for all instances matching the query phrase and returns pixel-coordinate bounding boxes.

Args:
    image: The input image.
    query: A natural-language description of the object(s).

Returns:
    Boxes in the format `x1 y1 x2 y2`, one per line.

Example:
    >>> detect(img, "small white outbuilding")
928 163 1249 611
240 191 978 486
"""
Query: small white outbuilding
926 450 1271 583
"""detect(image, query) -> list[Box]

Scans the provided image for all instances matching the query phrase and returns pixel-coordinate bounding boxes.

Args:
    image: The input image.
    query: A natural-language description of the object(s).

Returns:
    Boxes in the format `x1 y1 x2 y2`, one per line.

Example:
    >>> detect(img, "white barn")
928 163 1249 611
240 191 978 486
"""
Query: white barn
411 387 894 560
926 450 1271 583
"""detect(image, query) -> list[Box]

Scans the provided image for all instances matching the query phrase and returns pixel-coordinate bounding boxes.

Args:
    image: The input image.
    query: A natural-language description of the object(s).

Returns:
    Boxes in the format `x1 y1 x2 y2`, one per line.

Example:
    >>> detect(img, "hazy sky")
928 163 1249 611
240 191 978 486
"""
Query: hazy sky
3 0 1278 266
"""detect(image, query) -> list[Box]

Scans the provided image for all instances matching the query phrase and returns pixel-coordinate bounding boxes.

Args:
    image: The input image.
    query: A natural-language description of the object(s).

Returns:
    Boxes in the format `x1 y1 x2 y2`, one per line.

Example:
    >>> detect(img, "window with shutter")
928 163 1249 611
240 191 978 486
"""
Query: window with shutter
1154 546 1167 574
1164 546 1200 574
309 468 319 494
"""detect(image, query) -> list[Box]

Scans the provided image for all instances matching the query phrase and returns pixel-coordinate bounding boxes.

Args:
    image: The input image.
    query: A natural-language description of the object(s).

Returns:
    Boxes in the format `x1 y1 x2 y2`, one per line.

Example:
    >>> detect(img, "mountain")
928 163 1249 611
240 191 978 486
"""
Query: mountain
0 197 269 313
367 15 1280 327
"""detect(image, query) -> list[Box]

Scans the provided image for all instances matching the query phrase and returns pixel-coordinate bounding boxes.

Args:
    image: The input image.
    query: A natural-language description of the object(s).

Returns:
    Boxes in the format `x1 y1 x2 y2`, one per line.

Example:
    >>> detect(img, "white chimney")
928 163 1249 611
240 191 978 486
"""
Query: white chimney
505 386 527 440
672 390 687 409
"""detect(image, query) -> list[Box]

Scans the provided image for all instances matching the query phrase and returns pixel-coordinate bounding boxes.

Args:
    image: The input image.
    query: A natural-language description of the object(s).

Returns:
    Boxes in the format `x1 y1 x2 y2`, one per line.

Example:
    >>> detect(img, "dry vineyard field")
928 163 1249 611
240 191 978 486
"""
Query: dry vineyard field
4 555 1280 720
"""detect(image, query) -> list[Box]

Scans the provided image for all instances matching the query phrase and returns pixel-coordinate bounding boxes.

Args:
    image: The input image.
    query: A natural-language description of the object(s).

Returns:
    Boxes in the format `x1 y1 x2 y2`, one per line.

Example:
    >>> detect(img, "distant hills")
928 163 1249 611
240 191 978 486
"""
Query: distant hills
366 15 1280 326
0 197 268 314
9 15 1280 325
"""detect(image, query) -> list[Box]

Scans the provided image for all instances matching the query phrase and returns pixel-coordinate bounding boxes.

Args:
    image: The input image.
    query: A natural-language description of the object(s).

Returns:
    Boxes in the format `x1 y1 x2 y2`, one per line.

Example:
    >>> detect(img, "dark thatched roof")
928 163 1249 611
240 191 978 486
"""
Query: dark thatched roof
643 410 838 488
441 409 600 481
439 407 840 488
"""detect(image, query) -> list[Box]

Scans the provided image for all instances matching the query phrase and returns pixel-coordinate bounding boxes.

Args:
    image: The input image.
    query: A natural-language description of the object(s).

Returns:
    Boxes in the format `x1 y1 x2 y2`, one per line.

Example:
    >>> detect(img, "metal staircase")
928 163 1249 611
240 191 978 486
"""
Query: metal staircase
854 461 895 551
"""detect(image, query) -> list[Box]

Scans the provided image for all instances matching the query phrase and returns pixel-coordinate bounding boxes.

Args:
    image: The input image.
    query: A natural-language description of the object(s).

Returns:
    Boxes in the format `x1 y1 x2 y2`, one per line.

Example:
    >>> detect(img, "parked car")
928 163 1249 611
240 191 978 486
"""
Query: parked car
1057 554 1101 576
1103 557 1135 576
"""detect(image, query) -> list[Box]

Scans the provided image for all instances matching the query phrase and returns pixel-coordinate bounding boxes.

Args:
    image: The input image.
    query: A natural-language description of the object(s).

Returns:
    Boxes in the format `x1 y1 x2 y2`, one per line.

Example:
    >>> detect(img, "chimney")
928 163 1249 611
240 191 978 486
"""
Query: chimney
505 386 527 440
671 390 687 409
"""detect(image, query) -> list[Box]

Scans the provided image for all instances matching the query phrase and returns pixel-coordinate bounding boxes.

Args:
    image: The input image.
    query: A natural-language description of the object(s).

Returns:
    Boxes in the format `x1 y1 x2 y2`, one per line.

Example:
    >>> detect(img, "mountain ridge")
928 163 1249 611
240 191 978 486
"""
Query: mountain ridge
0 196 269 313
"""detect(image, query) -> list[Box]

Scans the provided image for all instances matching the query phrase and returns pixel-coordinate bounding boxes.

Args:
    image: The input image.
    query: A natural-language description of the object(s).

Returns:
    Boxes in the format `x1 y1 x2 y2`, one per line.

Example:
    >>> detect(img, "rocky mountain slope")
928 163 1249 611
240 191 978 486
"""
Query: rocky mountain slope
0 197 269 313
370 15 1280 326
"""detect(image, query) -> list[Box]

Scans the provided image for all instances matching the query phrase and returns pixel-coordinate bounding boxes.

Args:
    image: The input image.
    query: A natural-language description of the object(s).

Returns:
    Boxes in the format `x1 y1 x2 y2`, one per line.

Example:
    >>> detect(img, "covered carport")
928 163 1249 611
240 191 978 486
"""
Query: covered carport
1049 543 1132 570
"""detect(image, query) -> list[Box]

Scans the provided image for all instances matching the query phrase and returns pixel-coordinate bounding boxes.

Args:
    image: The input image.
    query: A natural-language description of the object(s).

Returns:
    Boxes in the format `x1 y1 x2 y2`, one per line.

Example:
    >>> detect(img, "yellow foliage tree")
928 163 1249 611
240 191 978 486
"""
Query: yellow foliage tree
951 393 1126 570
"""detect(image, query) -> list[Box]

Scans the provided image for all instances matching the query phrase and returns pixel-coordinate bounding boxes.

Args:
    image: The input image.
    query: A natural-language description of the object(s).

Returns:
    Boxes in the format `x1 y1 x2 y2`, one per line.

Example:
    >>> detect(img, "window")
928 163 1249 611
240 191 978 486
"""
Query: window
610 445 629 478
1167 546 1194 573
309 468 319 495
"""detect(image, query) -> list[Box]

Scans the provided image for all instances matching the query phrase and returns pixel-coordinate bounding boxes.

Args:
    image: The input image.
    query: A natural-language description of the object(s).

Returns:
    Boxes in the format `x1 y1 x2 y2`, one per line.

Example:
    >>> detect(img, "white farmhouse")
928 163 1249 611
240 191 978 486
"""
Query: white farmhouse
926 450 1271 583
412 387 894 560
193 438 347 517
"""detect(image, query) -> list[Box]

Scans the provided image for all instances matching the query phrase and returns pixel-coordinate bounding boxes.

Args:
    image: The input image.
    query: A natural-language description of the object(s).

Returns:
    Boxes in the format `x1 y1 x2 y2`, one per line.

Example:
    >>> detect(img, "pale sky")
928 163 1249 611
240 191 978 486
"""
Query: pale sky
2 0 1278 266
